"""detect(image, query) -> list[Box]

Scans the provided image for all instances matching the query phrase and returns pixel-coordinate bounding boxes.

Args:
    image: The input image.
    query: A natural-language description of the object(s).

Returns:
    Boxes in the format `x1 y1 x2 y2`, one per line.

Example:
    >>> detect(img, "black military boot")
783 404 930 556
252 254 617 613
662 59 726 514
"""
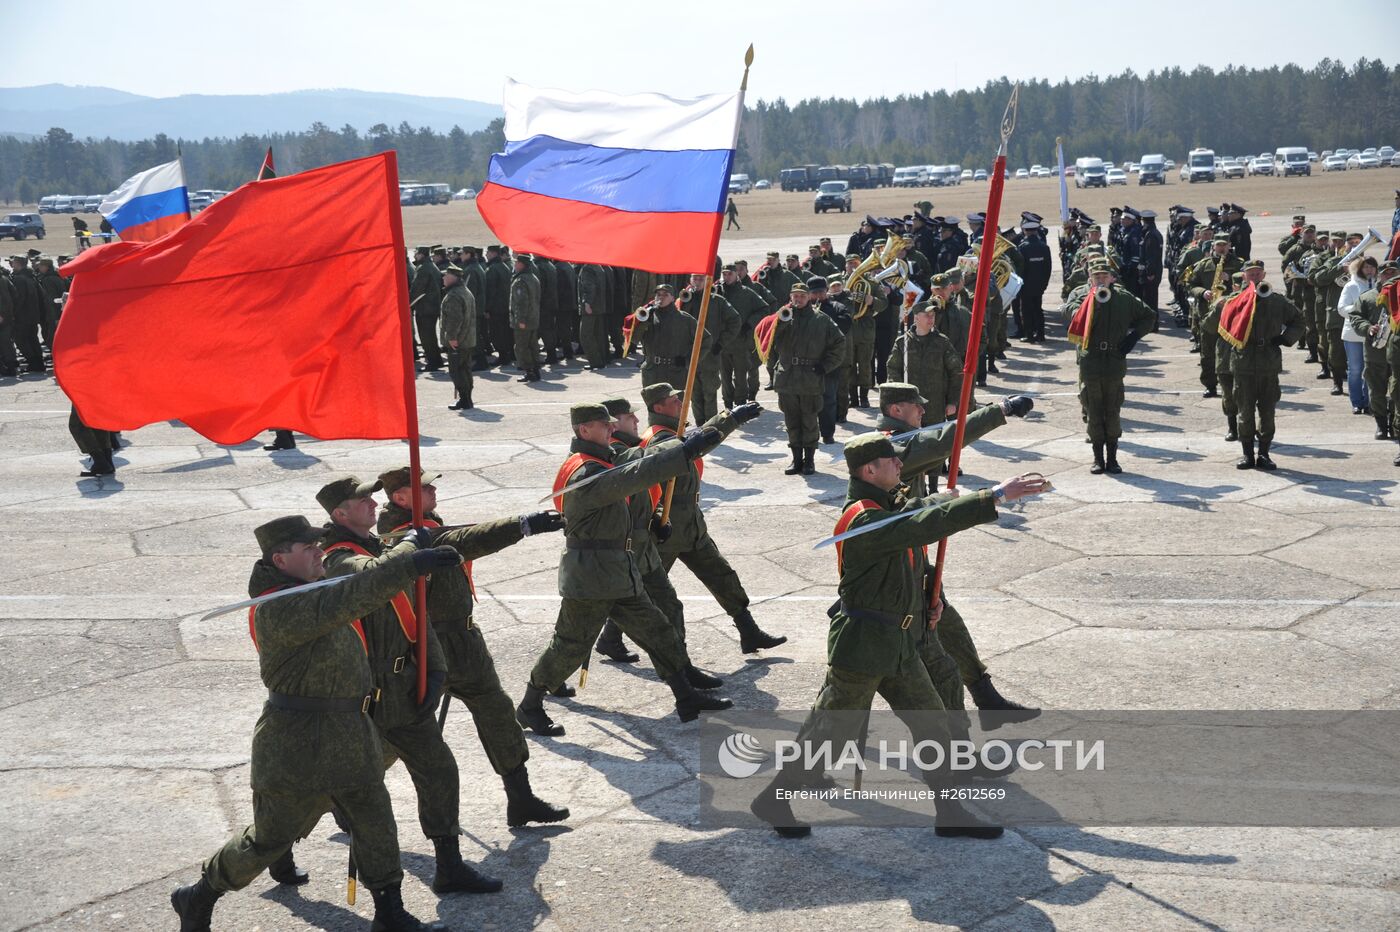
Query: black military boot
783 447 803 476
801 447 816 476
1330 377 1345 396
502 763 570 827
985 353 999 375
263 429 296 451
1375 412 1390 440
268 846 309 885
860 388 870 408
1225 414 1238 442
1202 383 1218 398
1255 438 1277 471
550 682 576 698
595 622 639 663
1090 442 1106 474
967 674 1040 723
1394 439 1400 467
734 610 787 653
1105 440 1123 474
750 771 812 838
665 670 733 722
1236 438 1256 469
1316 364 1331 380
431 834 503 894
370 882 449 931
170 876 221 932
1304 340 1319 364
934 798 1004 840
685 665 725 690
515 684 564 736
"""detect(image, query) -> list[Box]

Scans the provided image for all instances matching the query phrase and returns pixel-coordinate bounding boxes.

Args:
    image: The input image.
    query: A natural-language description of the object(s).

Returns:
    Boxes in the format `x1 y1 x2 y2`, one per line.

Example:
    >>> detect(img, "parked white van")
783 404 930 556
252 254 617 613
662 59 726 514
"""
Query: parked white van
1273 147 1311 177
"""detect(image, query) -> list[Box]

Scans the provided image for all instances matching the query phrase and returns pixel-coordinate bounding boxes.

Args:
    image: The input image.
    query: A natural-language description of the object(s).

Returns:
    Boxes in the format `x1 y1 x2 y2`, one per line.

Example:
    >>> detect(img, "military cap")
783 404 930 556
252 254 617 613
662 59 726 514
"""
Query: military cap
878 382 928 408
862 214 877 226
1076 213 1095 225
1291 214 1306 223
1348 231 1365 240
766 250 780 258
7 255 26 263
1109 206 1122 214
1241 259 1265 270
601 396 632 417
966 212 986 223
1020 211 1042 223
254 515 323 555
1123 207 1140 220
808 276 829 290
1213 233 1231 243
820 236 833 244
377 467 442 495
790 281 809 294
441 263 463 277
946 267 964 283
316 475 383 515
808 243 821 251
35 256 54 267
414 244 430 253
1394 190 1400 197
1228 204 1246 214
654 283 675 295
1302 223 1316 233
721 263 736 272
1140 210 1157 220
930 272 950 288
1169 204 1188 213
1314 229 1330 238
430 244 446 254
1022 220 1041 230
1087 224 1102 234
785 253 800 261
911 212 931 224
941 217 961 229
26 248 41 257
1206 206 1221 216
1377 261 1399 279
641 382 681 408
1176 207 1195 216
845 433 898 471
1086 257 1113 275
570 402 616 426
1331 230 1347 240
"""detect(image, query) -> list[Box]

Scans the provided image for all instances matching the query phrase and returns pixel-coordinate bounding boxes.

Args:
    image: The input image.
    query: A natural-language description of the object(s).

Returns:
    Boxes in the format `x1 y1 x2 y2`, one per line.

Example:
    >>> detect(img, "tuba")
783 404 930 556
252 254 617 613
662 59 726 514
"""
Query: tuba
844 248 883 314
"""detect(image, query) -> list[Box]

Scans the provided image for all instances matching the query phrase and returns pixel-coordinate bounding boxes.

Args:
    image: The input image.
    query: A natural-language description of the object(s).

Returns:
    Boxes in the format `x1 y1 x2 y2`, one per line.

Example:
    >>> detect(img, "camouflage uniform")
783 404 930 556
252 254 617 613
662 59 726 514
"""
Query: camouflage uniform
719 276 770 405
677 285 740 424
771 300 846 464
632 299 697 391
438 276 476 406
410 255 444 370
577 264 611 368
510 259 542 378
1348 285 1395 439
1227 290 1305 454
886 318 963 422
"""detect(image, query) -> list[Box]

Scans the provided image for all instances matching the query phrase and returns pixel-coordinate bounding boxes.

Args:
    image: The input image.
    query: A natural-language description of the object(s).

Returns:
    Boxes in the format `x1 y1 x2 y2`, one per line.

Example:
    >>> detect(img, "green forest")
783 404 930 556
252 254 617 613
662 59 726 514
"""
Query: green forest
2 58 1395 203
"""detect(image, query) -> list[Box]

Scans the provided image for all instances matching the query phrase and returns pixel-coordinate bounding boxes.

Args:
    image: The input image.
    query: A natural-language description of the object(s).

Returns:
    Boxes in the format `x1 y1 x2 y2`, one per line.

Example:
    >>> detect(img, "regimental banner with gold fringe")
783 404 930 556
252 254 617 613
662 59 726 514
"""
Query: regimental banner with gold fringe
753 311 780 364
1218 281 1259 350
1066 289 1096 349
621 311 640 357
1383 279 1400 328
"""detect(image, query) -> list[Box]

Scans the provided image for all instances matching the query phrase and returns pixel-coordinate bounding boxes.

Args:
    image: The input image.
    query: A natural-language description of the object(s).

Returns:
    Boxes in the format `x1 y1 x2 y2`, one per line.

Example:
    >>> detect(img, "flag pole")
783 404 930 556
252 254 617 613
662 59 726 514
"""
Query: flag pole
659 44 753 525
384 150 431 703
930 84 1019 611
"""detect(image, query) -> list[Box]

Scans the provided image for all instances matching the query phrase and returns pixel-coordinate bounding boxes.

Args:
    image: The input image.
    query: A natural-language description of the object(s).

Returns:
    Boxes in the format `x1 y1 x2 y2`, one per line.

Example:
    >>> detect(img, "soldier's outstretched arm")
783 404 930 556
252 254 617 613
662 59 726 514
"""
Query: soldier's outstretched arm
322 538 417 578
569 445 691 510
253 551 419 653
418 517 524 561
842 490 998 563
898 404 1008 478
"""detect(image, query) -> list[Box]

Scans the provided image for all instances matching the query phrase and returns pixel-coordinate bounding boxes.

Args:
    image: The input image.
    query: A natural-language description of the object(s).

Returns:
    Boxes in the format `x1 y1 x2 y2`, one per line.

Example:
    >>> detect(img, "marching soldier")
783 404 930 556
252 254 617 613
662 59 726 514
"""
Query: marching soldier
631 283 697 391
1225 204 1253 260
764 282 846 475
515 404 733 735
1187 234 1244 394
874 382 1038 712
719 264 769 406
374 468 569 828
510 255 542 383
1309 231 1355 396
1348 262 1399 442
749 433 1047 839
171 516 456 932
1223 261 1305 470
887 299 962 424
1066 258 1156 474
439 264 476 410
410 246 444 372
756 250 801 298
677 274 741 424
637 383 786 653
317 476 503 897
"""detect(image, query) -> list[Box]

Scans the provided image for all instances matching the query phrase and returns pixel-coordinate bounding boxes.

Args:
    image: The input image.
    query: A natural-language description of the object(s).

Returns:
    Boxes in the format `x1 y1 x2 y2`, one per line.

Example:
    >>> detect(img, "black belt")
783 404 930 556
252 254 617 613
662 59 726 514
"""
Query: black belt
267 691 373 714
1097 341 1110 351
567 537 633 551
790 356 819 366
434 616 475 631
833 600 916 630
647 355 686 366
371 654 415 675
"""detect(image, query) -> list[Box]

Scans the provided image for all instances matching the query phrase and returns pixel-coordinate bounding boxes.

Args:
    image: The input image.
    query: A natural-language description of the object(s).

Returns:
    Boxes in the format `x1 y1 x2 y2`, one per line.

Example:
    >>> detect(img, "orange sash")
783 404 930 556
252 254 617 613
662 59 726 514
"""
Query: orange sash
552 451 613 512
1382 279 1400 329
249 586 368 654
322 541 418 643
833 499 917 575
639 424 703 510
392 520 474 600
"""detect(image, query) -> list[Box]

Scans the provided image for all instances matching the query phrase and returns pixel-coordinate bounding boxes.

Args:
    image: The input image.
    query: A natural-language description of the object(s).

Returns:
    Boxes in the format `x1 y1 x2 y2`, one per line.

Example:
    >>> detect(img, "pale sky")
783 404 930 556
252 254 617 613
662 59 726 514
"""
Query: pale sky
5 0 1398 104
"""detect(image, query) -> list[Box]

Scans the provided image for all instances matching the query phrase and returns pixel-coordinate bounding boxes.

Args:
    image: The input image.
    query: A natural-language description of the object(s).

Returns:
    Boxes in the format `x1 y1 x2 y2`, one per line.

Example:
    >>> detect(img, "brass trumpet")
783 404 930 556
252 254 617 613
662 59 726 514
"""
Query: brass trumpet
778 305 794 322
634 304 654 322
1094 285 1112 304
1257 282 1272 298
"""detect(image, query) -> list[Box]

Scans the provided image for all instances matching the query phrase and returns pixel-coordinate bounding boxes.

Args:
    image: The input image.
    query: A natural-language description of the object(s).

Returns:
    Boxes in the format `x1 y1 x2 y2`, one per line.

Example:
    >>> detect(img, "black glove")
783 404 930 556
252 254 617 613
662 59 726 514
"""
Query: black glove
420 670 445 712
1001 395 1035 418
521 510 565 536
411 546 461 574
650 515 673 544
731 401 763 424
409 526 434 549
1117 334 1140 356
1270 334 1292 347
682 426 721 461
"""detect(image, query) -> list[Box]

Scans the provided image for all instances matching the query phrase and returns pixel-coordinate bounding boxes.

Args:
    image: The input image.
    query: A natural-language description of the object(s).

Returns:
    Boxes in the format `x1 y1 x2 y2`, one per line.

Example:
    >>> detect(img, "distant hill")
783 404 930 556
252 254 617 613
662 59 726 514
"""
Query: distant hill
0 84 502 140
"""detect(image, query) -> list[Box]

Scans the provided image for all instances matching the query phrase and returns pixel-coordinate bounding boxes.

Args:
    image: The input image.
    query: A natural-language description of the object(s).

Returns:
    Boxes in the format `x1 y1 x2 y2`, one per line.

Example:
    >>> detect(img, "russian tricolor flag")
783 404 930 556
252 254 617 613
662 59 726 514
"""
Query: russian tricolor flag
99 160 192 243
477 79 743 274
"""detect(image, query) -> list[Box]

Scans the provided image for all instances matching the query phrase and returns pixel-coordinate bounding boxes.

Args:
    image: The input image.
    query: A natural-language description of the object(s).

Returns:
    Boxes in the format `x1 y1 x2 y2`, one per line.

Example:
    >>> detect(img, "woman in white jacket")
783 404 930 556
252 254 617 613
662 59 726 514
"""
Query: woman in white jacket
1337 256 1378 415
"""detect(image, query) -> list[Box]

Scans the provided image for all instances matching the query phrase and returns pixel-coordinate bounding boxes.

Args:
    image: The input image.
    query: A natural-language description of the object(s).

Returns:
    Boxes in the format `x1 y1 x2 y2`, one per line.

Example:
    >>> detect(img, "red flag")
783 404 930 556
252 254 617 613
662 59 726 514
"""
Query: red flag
1382 279 1400 328
55 152 414 444
256 147 276 181
1217 281 1258 350
1066 289 1095 348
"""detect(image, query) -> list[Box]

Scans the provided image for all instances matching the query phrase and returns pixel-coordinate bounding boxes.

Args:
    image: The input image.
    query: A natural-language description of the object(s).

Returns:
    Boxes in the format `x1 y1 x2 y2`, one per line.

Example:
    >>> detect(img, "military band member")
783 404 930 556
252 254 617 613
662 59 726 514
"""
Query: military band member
1348 262 1400 443
765 282 846 475
631 284 697 391
1223 261 1305 470
1187 234 1243 394
887 298 962 424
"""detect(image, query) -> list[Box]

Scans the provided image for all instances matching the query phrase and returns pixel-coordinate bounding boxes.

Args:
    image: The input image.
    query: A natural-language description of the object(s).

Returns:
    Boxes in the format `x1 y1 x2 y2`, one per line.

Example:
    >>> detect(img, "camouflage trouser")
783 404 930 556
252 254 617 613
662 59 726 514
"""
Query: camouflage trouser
1219 371 1237 418
1363 344 1390 418
439 621 527 775
415 310 443 369
778 391 821 448
530 593 689 691
599 565 690 653
1198 331 1218 389
935 598 987 689
1235 371 1281 443
1389 343 1400 434
850 326 877 390
378 701 462 838
1311 303 1329 356
513 326 539 372
445 348 473 403
721 342 760 405
993 305 1009 352
918 621 963 712
1290 284 1315 345
835 364 851 421
1079 373 1126 443
204 782 402 893
1324 327 1346 381
660 534 751 619
692 365 721 425
580 310 609 368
